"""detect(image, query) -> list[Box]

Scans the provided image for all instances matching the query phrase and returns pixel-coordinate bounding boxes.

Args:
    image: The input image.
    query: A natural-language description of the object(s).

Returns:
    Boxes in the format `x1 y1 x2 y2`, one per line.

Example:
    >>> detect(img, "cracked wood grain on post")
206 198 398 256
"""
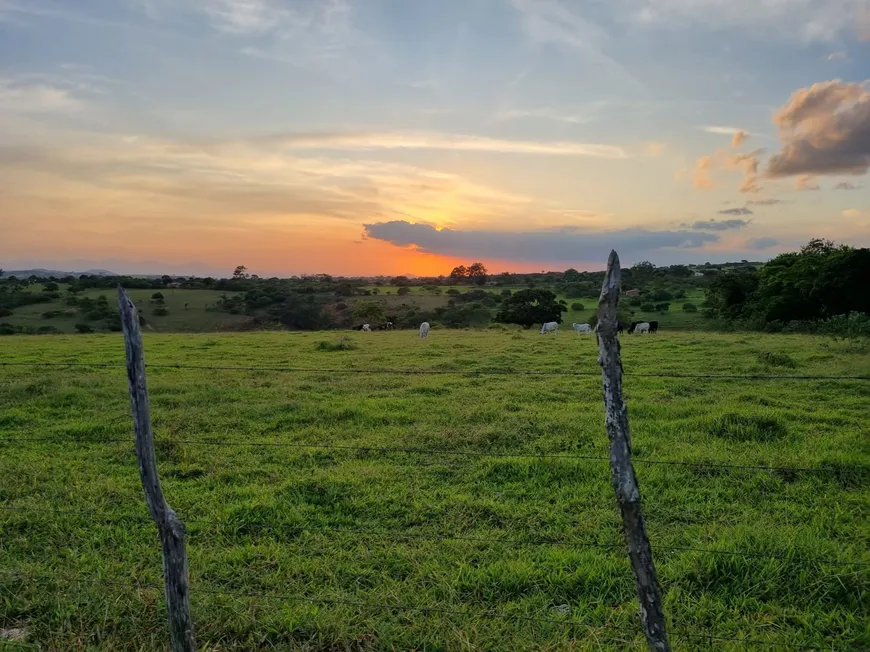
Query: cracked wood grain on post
118 286 197 652
596 252 670 652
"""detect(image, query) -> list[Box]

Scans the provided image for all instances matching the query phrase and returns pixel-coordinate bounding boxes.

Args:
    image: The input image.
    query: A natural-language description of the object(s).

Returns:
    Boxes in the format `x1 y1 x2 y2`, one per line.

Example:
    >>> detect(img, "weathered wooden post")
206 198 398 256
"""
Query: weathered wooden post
118 286 197 652
595 252 670 652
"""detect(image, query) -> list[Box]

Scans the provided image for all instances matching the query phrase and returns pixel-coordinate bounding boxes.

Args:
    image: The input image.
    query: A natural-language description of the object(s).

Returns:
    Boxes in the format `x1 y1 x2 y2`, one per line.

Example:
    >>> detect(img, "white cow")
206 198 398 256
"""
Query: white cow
419 322 430 338
362 324 371 332
541 321 559 335
634 321 650 335
572 322 592 335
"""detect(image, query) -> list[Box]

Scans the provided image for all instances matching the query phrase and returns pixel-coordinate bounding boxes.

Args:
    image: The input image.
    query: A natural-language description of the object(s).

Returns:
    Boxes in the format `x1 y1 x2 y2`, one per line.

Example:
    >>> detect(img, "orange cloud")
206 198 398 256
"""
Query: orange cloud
731 130 748 148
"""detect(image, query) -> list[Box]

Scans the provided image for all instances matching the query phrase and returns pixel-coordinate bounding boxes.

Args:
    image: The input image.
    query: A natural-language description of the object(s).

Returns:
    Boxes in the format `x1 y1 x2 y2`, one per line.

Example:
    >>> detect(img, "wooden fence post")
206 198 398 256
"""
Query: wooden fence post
595 252 670 652
118 286 197 652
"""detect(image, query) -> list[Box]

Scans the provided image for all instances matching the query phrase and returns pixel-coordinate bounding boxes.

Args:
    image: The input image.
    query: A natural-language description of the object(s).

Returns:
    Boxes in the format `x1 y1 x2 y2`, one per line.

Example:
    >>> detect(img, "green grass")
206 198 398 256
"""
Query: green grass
3 287 247 333
0 331 868 650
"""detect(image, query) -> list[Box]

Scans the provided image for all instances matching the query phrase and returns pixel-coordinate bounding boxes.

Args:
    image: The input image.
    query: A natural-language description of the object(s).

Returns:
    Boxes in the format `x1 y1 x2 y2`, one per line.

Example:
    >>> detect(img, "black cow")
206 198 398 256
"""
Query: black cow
648 320 659 334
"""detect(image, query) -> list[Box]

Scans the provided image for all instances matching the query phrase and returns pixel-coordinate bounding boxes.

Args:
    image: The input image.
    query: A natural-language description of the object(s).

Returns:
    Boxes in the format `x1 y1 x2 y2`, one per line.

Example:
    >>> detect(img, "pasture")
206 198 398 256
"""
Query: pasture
0 330 868 650
3 288 248 334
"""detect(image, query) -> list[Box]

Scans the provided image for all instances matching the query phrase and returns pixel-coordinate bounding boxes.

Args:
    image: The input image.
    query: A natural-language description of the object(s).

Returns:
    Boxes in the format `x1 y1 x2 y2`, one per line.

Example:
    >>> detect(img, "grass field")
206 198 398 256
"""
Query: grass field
4 288 248 334
1 330 868 650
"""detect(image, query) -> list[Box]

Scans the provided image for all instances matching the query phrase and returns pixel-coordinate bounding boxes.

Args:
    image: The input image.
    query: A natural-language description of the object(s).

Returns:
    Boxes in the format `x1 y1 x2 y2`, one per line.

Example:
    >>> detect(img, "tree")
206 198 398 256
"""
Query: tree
449 265 468 280
563 268 581 282
495 288 565 329
152 291 165 301
161 275 172 286
353 301 384 324
397 286 411 296
683 303 698 312
628 261 656 284
232 265 248 279
467 262 488 286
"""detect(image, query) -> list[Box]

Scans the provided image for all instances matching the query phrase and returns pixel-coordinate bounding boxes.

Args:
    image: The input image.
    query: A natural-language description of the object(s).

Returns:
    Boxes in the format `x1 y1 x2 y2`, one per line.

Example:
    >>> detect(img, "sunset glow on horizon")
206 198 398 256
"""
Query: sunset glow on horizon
1 1 869 276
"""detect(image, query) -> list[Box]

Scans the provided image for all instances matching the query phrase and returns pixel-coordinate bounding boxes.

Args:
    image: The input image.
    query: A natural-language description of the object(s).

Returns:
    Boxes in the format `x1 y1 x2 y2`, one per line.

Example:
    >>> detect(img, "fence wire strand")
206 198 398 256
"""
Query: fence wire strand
2 504 867 567
0 570 828 649
0 360 868 381
2 435 865 477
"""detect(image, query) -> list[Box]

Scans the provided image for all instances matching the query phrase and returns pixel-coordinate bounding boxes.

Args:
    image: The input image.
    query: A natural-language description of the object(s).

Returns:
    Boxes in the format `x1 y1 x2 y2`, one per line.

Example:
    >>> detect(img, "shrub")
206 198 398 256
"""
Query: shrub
446 288 461 296
0 308 12 318
501 289 512 297
674 289 687 299
628 297 642 307
0 323 17 335
570 302 585 311
682 303 698 312
41 310 63 319
651 289 673 301
151 292 164 300
74 323 93 333
655 302 671 312
397 286 411 296
708 413 787 442
757 351 797 368
153 307 169 316
640 303 656 311
37 326 59 334
315 338 357 352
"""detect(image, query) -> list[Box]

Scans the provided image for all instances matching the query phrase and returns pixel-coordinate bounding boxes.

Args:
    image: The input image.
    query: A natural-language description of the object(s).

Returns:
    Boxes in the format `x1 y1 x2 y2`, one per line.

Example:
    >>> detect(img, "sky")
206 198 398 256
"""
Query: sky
1 0 869 277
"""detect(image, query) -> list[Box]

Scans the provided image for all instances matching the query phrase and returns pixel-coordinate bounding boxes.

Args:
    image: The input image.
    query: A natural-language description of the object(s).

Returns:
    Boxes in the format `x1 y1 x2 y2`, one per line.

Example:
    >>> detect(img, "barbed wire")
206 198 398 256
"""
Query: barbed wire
2 505 867 567
0 360 867 380
0 570 830 649
2 435 865 476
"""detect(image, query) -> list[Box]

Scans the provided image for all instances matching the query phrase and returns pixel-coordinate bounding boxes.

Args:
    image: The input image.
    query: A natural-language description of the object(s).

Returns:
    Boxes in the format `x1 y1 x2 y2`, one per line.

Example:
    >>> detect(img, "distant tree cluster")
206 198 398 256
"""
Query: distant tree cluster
704 239 870 325
449 262 488 286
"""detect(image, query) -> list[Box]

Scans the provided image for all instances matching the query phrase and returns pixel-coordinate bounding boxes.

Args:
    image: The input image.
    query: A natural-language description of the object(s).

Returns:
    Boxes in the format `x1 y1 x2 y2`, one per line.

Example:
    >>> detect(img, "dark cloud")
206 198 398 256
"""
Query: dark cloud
689 218 751 231
718 207 753 215
362 221 719 263
766 80 870 178
834 181 862 190
747 237 779 250
747 198 784 205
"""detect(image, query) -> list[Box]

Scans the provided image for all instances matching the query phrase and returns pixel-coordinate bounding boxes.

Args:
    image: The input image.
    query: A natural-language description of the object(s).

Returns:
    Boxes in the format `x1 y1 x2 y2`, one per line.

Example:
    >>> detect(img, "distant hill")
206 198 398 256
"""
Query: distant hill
2 268 120 278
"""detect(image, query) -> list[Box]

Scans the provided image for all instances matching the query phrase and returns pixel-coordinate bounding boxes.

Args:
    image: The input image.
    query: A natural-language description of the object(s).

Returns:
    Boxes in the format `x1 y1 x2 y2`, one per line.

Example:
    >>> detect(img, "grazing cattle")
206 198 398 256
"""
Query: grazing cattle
648 320 659 334
572 322 593 335
362 324 371 332
419 322 430 338
633 322 650 335
541 321 559 335
617 321 625 334
375 321 394 331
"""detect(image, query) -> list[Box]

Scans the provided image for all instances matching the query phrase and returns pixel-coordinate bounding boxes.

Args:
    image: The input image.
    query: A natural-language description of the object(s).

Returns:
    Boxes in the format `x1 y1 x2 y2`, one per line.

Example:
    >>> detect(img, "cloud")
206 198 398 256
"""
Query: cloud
747 198 784 205
624 0 869 44
144 0 379 79
795 174 820 191
692 148 764 193
0 134 543 232
834 181 862 190
263 131 627 158
362 220 719 262
718 207 753 216
702 126 745 136
689 218 751 230
496 107 594 125
731 130 748 148
509 0 647 93
692 155 715 189
766 80 870 178
643 141 666 156
747 237 779 250
0 77 84 113
826 51 849 61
